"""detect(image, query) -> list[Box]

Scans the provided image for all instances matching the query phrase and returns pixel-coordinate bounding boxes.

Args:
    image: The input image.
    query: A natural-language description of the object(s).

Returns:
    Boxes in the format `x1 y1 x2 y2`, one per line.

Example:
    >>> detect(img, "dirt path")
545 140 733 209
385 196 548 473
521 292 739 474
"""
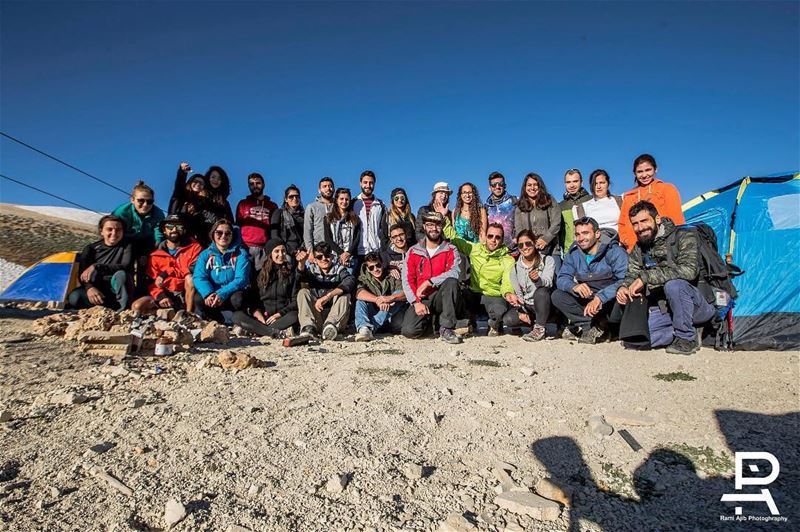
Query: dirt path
0 310 797 531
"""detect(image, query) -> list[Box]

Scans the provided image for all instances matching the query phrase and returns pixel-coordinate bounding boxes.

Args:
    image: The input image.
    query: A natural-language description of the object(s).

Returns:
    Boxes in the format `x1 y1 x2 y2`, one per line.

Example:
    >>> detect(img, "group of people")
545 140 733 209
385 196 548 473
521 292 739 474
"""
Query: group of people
67 153 719 355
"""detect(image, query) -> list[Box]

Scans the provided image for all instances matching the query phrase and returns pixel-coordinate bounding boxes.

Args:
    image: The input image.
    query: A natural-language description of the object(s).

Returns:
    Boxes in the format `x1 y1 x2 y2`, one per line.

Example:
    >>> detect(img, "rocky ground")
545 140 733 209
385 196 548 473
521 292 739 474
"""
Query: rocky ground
0 305 797 531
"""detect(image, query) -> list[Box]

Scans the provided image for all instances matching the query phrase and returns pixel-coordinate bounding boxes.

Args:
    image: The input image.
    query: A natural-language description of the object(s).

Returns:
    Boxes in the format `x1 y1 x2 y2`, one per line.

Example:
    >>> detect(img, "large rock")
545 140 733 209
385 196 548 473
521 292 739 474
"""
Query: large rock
200 322 229 344
437 512 476 531
495 491 561 521
50 391 89 405
217 350 262 370
78 306 118 331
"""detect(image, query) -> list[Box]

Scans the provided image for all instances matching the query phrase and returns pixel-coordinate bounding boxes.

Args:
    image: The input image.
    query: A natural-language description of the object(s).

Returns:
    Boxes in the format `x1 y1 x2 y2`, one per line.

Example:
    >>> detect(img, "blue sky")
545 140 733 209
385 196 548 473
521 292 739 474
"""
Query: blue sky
1 1 798 213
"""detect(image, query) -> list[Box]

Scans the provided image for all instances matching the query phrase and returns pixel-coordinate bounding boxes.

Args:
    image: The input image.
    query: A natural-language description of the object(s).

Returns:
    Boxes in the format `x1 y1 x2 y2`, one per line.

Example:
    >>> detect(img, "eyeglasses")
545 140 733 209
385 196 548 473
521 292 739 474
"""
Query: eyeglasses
423 222 440 228
314 253 331 260
489 181 506 188
390 233 406 240
164 224 184 231
287 194 300 200
518 240 535 248
135 198 154 205
461 191 474 196
366 263 383 272
487 234 502 241
214 230 233 237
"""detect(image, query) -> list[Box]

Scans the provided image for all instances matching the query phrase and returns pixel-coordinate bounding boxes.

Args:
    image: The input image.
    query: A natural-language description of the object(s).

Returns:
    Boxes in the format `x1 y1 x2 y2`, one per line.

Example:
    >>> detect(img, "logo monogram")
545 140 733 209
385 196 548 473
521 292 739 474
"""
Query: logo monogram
720 452 780 516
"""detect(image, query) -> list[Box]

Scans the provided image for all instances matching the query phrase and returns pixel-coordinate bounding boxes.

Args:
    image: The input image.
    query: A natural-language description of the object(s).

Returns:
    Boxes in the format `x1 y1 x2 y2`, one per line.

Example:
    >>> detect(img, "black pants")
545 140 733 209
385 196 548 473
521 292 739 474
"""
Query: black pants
402 277 462 338
232 310 298 337
502 286 552 327
192 290 246 323
551 288 623 330
481 295 510 325
67 271 130 311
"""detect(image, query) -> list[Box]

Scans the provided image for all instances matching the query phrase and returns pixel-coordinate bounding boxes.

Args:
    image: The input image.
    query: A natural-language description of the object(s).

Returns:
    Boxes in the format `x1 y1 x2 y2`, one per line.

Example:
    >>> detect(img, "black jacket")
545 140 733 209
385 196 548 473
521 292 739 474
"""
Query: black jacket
270 207 305 255
257 269 299 316
78 239 133 290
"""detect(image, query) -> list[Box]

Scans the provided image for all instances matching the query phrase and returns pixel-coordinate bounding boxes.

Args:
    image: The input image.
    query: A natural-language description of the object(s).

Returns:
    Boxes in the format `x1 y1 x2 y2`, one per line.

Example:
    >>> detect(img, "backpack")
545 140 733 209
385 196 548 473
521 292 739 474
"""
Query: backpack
666 222 743 350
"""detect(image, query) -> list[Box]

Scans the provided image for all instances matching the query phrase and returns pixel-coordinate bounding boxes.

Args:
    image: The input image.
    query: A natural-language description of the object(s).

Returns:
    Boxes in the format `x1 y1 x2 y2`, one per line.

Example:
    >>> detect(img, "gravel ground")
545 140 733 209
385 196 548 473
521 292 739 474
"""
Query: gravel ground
0 309 797 531
0 259 26 292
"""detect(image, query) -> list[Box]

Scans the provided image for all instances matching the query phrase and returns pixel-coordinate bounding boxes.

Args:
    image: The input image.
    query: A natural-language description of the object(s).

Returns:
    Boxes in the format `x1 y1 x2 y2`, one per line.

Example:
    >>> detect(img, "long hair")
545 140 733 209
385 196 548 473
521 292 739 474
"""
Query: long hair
516 229 542 269
517 173 554 212
388 187 414 226
204 165 231 202
453 182 483 237
257 250 292 288
326 188 359 225
182 175 208 214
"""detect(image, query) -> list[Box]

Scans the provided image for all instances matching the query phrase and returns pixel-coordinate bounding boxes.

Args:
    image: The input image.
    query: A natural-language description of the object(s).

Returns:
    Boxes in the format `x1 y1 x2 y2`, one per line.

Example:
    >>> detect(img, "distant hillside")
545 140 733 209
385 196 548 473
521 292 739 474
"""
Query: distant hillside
0 204 98 267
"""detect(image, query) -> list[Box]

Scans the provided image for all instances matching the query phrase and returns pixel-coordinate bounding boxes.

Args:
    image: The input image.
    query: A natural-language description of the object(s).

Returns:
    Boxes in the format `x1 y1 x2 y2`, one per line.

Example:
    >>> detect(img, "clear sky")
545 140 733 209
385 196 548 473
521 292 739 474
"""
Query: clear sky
1 1 798 214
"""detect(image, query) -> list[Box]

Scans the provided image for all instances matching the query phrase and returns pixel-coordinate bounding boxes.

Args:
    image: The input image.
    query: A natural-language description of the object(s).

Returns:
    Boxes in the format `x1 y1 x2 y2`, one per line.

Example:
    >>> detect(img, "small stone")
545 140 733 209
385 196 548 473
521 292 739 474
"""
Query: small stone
519 367 536 377
503 523 525 532
48 486 61 498
605 410 656 426
226 526 252 532
130 398 146 409
534 478 573 507
247 483 262 498
437 512 476 531
89 442 116 454
495 491 561 521
588 415 614 436
195 355 213 370
164 498 187 527
200 322 230 344
156 308 176 321
400 463 425 480
0 410 12 422
494 460 517 472
493 467 519 492
476 400 494 409
51 391 88 405
325 473 349 493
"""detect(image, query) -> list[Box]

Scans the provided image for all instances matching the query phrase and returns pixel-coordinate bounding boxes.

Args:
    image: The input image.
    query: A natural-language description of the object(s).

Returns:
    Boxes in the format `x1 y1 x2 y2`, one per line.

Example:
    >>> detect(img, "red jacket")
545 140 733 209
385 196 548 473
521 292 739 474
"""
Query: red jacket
147 239 203 301
236 195 278 247
401 241 462 303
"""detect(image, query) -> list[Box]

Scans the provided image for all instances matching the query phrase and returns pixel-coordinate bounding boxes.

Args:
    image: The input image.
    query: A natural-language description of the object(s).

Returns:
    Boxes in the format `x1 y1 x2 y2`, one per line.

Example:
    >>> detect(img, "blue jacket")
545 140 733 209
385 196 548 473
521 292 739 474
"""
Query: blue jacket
193 243 251 302
557 232 628 304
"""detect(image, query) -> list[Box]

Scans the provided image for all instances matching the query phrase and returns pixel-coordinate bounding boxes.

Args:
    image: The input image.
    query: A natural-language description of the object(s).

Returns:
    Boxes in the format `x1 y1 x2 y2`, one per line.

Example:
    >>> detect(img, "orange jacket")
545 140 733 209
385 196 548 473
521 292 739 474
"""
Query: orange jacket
618 179 685 251
146 239 203 301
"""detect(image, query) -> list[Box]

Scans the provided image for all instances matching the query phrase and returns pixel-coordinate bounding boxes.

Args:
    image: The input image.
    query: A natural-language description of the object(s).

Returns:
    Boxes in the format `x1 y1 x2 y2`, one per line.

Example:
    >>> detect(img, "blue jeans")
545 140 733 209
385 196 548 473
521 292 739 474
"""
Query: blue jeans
664 279 716 341
355 299 407 333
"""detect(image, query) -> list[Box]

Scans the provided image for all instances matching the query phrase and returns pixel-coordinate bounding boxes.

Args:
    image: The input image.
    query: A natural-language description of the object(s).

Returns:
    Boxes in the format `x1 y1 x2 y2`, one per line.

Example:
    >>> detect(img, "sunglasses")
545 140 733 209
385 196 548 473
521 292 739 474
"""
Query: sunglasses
366 263 383 272
164 224 184 231
314 253 331 260
518 240 535 248
286 194 300 199
393 195 406 201
135 198 154 205
487 234 503 241
214 230 233 237
489 181 506 188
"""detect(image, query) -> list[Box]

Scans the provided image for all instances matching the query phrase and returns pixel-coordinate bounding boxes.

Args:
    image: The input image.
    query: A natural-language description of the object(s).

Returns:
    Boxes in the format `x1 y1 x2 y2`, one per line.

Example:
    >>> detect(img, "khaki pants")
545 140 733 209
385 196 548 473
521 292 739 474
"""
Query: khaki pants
297 288 351 333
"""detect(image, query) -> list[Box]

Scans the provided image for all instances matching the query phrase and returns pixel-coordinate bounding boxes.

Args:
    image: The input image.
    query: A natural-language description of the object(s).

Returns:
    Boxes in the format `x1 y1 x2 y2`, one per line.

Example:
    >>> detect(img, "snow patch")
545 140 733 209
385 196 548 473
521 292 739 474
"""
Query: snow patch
14 205 105 227
0 258 26 291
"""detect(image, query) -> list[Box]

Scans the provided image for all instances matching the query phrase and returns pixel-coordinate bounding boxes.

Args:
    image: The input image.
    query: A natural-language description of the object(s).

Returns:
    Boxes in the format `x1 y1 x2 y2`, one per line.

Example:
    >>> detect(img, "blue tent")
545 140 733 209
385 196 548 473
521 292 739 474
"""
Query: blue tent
0 251 81 305
682 172 800 350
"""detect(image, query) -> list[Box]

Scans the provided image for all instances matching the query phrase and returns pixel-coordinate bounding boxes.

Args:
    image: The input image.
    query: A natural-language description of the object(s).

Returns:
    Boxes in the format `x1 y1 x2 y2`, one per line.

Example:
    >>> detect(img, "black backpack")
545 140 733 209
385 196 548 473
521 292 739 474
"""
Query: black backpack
666 222 743 350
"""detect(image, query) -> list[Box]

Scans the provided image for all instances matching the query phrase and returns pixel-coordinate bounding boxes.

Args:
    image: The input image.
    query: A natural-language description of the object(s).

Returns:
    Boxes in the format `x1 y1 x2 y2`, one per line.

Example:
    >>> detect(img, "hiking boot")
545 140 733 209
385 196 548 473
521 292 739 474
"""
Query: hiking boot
561 326 581 341
487 319 502 337
300 325 317 337
666 337 700 356
579 326 605 345
355 326 374 342
322 323 339 341
440 328 463 344
523 324 546 342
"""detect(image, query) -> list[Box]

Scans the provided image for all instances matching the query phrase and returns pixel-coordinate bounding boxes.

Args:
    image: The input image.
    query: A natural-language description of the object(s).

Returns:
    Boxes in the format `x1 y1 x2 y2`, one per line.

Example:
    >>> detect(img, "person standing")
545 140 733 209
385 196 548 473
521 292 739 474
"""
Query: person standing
618 154 685 251
380 187 416 248
269 185 305 257
513 173 562 270
552 216 627 344
401 211 464 344
558 169 591 252
484 171 517 249
324 188 362 273
204 166 236 225
236 172 278 259
452 182 488 243
573 169 623 232
416 182 453 243
352 170 385 263
304 176 335 252
68 215 133 311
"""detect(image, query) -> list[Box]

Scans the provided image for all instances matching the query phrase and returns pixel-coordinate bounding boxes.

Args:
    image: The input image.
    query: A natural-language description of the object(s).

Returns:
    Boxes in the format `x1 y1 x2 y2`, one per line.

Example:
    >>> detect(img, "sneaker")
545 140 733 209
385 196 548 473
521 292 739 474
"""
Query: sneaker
579 326 605 345
666 337 700 356
355 326 374 342
523 324 546 342
487 320 501 337
561 326 581 341
440 328 463 344
300 325 317 337
322 323 339 341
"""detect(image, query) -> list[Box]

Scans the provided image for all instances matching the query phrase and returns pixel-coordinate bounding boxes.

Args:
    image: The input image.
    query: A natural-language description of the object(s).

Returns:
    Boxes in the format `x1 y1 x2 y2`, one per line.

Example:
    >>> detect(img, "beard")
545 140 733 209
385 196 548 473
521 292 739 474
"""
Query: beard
636 229 656 247
425 230 442 244
166 233 182 244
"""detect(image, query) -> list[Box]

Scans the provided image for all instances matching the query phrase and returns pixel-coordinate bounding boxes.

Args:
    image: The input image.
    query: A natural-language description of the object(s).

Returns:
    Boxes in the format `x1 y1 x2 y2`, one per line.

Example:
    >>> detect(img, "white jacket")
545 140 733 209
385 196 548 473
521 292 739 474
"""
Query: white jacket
352 194 385 255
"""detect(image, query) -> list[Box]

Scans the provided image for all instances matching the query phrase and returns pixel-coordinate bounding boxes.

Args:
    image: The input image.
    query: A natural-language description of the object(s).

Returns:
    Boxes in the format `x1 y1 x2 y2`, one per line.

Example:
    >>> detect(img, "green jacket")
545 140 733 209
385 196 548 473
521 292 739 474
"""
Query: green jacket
623 217 699 289
444 220 515 297
112 201 165 247
357 262 403 296
559 187 591 252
